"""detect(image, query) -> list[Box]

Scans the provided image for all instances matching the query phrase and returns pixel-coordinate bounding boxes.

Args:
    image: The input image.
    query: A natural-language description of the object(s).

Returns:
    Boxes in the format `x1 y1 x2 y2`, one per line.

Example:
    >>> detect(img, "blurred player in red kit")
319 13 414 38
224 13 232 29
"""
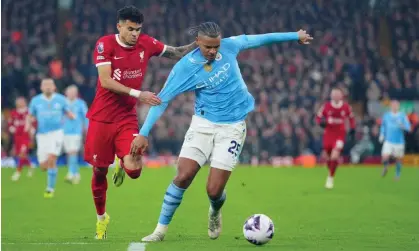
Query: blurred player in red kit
316 88 355 189
84 5 196 239
8 97 35 181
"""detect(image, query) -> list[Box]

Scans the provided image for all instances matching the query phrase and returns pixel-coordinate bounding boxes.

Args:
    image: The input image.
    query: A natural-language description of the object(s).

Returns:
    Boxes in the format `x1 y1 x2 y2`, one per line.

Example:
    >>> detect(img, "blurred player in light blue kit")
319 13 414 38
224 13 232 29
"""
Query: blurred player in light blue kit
63 85 88 184
379 100 411 180
127 22 313 241
27 78 75 198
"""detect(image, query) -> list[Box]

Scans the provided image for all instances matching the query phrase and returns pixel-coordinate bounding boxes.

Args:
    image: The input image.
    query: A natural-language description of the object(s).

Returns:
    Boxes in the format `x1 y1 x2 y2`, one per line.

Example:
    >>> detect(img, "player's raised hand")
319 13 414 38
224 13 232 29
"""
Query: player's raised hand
130 135 148 157
297 29 313 45
139 91 161 106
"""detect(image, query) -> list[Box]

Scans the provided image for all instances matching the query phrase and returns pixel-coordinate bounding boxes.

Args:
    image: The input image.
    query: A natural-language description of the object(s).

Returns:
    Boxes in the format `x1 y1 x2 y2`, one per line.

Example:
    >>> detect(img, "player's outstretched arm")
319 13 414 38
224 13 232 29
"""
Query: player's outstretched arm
97 64 161 106
234 30 313 51
161 42 197 60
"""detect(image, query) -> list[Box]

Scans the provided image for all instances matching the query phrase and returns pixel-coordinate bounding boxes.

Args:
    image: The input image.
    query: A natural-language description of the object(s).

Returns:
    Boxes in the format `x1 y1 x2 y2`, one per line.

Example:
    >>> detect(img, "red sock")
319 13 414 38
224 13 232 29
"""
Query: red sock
17 158 25 172
92 167 108 215
121 161 142 179
328 160 338 177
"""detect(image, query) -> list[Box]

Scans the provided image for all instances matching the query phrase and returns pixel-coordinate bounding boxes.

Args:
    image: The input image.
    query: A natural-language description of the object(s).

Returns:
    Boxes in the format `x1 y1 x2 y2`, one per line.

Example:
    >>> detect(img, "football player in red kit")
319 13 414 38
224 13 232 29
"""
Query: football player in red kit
84 6 196 239
9 97 35 181
316 88 355 189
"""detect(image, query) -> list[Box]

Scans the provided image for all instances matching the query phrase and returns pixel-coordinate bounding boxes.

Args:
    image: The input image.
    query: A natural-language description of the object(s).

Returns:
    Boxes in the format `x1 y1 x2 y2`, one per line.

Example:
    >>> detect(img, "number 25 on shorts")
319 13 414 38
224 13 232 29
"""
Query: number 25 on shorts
228 140 241 157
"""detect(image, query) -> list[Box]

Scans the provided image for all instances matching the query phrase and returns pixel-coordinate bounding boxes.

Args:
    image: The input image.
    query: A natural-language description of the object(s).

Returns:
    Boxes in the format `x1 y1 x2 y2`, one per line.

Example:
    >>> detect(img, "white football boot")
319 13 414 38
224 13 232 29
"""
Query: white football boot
208 206 222 239
325 176 334 189
141 224 168 242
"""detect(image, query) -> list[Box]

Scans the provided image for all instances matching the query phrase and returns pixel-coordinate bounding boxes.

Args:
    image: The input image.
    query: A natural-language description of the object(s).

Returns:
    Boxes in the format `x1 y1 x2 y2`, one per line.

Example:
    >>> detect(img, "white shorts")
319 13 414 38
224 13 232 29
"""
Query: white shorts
381 141 405 158
36 129 64 163
179 115 247 171
63 135 82 153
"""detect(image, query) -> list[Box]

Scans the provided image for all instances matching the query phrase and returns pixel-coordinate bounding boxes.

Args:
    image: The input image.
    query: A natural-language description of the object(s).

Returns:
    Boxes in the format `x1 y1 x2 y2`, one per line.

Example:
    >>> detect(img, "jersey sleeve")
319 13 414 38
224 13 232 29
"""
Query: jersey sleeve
80 100 89 128
224 33 299 54
93 37 113 67
315 104 327 124
401 113 411 132
144 35 166 57
28 99 36 116
380 114 386 137
139 62 196 136
347 104 356 129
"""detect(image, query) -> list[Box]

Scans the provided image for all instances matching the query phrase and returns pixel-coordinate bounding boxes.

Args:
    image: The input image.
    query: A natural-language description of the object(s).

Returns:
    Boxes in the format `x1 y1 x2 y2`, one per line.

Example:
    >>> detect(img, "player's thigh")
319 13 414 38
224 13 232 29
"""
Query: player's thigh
36 134 49 164
381 142 393 158
393 144 405 159
179 125 214 168
48 130 64 157
210 121 246 171
84 120 116 167
64 135 82 154
114 119 138 161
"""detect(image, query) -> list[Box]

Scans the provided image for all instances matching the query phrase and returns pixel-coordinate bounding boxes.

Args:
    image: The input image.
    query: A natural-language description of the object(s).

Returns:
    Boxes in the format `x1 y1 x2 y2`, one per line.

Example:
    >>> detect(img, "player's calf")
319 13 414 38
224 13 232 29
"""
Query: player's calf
381 154 390 177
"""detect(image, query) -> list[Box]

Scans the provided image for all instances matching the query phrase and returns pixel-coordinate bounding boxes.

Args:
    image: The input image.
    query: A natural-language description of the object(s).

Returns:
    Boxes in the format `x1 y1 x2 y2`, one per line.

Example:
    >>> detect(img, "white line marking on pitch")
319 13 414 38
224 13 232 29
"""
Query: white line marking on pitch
3 242 92 245
128 242 147 251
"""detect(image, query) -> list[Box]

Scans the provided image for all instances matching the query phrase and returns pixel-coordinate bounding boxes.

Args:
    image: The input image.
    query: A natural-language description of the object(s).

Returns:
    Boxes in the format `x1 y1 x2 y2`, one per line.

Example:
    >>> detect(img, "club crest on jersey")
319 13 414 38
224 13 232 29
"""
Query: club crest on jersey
341 111 346 116
215 52 222 61
97 42 104 54
139 51 144 62
204 64 212 72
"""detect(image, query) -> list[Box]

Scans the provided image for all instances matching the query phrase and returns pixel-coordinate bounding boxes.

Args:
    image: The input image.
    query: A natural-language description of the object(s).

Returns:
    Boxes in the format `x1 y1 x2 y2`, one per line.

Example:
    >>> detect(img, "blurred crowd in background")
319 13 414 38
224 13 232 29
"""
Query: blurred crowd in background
2 0 419 162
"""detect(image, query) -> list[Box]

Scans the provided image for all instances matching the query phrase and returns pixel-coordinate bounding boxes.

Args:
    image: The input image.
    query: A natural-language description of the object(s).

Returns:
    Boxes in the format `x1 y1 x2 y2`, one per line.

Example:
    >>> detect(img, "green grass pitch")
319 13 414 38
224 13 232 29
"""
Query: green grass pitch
2 166 419 251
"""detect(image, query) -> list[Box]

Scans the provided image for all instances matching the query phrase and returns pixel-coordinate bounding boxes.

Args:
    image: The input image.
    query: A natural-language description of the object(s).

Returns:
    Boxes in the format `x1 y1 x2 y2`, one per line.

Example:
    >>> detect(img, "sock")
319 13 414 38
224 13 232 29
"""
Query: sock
383 160 389 169
395 161 402 177
68 155 79 176
209 190 227 213
17 158 24 172
92 167 108 216
328 160 338 177
47 168 58 191
97 213 106 221
158 182 186 225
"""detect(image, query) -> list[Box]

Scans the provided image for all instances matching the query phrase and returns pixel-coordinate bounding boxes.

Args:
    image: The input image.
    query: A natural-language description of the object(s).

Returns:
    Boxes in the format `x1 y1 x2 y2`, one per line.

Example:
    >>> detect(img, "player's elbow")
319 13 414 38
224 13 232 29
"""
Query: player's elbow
99 76 112 90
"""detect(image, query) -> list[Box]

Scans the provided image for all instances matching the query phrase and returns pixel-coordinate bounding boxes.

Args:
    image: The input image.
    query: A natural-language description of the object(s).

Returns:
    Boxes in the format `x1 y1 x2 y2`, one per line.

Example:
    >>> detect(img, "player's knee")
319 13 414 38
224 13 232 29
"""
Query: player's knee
93 167 108 177
330 150 340 160
173 170 195 189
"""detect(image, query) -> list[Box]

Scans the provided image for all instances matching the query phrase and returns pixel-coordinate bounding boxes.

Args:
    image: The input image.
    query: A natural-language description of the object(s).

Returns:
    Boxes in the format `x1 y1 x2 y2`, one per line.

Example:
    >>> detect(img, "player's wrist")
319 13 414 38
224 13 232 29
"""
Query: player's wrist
129 89 142 98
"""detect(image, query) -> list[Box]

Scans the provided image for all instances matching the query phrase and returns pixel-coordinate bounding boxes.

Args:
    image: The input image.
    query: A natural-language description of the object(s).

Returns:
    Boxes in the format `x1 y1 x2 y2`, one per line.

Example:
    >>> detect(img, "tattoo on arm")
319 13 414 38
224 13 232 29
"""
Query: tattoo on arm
162 42 197 60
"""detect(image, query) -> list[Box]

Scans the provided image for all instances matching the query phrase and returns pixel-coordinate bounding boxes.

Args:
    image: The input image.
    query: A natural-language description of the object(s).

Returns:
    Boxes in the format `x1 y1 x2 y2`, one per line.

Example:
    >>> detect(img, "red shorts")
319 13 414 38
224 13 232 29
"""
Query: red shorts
14 139 30 155
84 118 138 167
323 137 345 154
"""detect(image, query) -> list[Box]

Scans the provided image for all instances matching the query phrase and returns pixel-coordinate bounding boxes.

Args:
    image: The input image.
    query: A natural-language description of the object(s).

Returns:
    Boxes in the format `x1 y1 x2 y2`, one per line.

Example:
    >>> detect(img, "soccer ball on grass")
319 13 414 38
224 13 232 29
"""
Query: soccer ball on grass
243 214 274 245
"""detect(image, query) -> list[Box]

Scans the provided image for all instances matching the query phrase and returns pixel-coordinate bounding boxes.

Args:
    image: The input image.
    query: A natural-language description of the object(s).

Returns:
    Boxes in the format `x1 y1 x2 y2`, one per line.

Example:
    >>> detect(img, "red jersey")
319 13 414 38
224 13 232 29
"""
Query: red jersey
87 34 166 123
8 108 31 139
316 101 355 138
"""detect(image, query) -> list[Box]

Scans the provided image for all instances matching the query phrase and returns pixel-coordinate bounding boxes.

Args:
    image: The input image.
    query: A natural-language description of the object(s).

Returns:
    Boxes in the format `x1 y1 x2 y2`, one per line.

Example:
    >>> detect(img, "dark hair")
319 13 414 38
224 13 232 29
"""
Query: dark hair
188 22 221 38
117 6 144 24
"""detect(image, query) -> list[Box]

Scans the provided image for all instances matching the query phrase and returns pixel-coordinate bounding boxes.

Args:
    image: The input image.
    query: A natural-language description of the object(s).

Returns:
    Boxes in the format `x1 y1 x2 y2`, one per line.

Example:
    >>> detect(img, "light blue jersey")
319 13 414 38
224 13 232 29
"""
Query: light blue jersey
380 111 411 144
140 32 299 136
29 93 69 134
64 98 88 135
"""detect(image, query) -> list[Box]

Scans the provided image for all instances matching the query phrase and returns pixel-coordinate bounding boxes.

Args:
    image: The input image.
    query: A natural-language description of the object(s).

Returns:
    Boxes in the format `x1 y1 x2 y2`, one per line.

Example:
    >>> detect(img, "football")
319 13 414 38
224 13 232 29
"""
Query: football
243 214 275 245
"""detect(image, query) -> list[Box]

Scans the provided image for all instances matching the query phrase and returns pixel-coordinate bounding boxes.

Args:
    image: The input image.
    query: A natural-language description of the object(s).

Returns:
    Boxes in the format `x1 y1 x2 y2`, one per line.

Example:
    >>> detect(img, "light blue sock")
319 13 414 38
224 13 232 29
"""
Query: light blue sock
68 155 79 175
158 182 185 225
383 160 389 169
47 168 58 191
395 161 402 177
209 190 227 212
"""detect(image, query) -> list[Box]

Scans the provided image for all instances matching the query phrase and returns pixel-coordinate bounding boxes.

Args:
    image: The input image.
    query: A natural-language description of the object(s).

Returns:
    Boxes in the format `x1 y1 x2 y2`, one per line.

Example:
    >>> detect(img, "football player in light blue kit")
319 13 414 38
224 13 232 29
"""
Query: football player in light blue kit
27 78 75 198
129 22 313 241
379 100 411 179
63 85 89 184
